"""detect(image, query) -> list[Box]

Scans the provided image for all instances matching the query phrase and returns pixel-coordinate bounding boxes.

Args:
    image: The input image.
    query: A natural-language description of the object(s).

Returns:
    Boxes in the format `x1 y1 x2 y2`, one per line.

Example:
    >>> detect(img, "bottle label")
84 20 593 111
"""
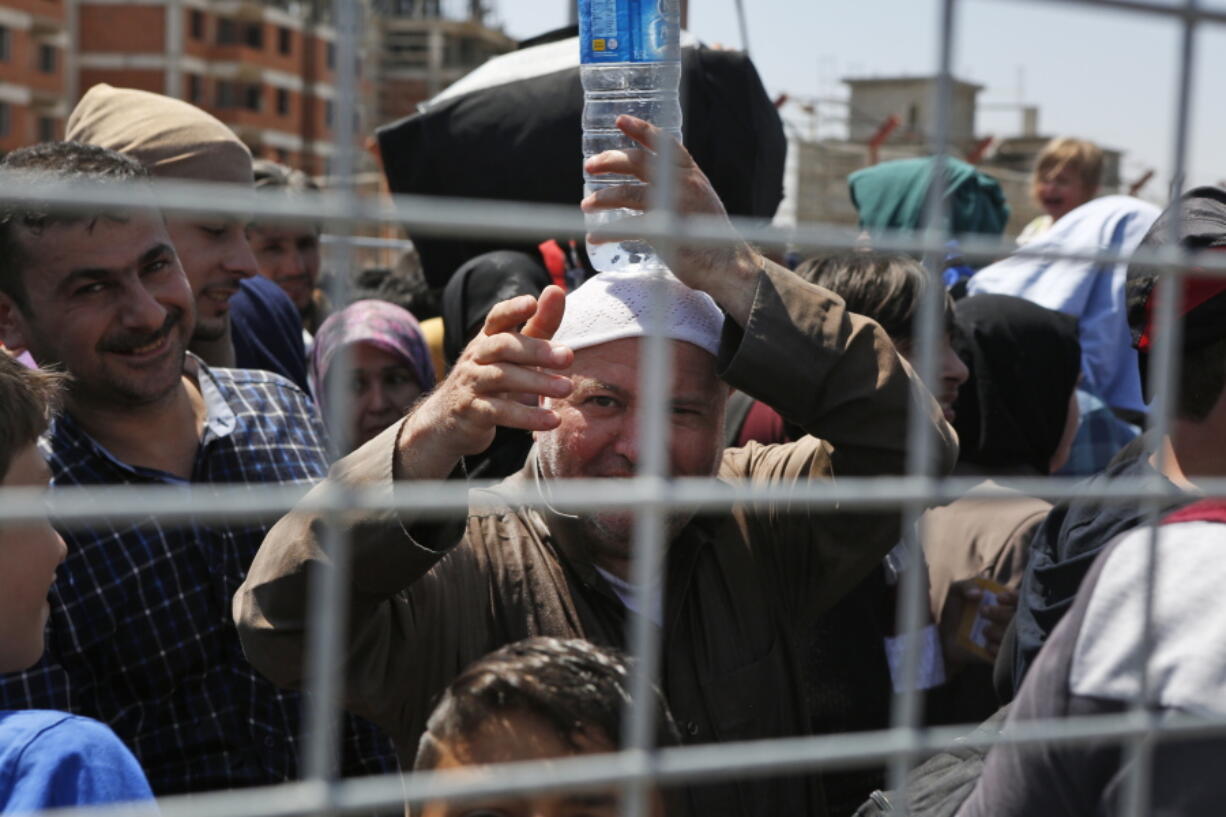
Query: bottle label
579 0 680 64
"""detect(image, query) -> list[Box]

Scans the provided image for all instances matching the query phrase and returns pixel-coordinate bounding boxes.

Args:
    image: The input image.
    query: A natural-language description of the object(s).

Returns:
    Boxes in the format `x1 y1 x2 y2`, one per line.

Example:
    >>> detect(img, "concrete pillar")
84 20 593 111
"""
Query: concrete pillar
1022 105 1039 138
65 0 79 103
427 22 442 97
165 0 183 98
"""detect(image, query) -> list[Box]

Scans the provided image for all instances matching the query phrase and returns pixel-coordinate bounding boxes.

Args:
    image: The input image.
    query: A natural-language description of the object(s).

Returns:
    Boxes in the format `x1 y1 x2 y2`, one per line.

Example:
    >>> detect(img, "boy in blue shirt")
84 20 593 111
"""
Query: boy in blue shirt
0 353 154 813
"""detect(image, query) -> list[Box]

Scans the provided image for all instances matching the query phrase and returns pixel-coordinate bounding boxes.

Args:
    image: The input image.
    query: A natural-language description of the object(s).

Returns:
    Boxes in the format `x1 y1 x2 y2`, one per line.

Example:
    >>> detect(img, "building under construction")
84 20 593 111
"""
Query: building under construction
372 0 514 126
0 0 513 171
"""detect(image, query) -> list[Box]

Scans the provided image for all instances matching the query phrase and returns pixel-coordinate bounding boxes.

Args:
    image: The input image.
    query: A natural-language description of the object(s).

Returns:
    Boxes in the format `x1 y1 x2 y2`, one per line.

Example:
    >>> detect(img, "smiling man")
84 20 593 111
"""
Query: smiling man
0 142 395 795
248 160 326 335
64 84 309 394
237 116 958 817
65 84 256 354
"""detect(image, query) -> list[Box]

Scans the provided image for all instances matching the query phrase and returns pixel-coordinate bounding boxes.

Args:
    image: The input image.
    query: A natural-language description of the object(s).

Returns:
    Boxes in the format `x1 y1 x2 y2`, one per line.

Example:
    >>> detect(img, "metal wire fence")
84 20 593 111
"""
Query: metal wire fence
0 0 1218 814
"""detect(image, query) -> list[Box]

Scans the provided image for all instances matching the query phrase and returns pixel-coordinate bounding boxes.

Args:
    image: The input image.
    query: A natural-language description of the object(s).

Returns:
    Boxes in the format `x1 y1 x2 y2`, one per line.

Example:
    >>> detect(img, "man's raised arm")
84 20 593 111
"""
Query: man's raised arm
233 290 574 734
584 116 957 620
581 114 761 326
584 114 955 474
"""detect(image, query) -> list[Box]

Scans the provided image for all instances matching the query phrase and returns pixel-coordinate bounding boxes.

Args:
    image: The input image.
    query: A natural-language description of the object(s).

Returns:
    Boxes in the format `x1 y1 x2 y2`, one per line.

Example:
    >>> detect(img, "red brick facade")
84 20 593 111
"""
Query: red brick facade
1 2 510 175
1 0 342 173
79 4 165 52
0 0 67 152
75 2 340 173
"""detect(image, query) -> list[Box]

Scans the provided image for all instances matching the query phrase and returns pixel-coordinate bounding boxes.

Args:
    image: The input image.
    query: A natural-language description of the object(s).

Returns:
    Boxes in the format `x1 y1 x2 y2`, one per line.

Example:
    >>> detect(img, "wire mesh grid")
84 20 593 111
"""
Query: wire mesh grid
0 0 1217 814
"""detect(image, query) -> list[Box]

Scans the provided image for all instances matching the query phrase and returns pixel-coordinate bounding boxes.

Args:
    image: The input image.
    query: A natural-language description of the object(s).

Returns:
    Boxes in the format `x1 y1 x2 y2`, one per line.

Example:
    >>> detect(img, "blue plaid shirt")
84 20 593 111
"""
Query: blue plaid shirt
0 357 395 795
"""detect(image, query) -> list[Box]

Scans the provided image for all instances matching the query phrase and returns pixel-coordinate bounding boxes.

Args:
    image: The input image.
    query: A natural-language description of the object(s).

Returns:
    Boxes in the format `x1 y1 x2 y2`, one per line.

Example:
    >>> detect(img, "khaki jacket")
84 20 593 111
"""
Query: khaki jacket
924 480 1051 628
234 262 957 817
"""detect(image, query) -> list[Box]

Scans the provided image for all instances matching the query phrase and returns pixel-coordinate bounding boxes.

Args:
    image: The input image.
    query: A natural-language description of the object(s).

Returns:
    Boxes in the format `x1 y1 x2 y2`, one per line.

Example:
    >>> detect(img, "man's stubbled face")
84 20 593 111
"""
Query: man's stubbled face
536 337 726 577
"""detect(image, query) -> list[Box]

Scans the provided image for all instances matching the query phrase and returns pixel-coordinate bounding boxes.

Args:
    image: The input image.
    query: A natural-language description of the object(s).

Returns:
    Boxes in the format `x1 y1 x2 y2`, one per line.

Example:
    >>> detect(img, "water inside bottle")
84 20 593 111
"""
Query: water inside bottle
579 61 682 273
585 208 662 272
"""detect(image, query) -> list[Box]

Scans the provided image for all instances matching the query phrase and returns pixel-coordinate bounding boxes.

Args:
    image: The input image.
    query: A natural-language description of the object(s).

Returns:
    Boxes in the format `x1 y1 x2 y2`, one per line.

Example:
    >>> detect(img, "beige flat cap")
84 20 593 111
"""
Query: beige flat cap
67 83 253 185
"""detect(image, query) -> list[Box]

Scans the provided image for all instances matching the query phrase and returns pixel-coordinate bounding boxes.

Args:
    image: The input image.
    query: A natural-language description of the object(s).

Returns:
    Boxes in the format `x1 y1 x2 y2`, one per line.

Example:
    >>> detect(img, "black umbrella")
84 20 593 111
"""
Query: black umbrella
376 26 786 288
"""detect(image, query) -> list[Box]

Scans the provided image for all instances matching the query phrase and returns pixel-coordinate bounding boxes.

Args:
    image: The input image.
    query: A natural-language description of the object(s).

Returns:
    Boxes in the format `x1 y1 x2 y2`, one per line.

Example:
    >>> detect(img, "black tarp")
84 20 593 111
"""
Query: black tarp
376 27 786 288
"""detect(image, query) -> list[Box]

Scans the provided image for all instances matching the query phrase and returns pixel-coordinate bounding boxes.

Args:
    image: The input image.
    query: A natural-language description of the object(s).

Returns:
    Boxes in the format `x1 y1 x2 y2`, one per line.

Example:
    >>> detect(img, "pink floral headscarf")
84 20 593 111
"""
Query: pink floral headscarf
308 299 436 426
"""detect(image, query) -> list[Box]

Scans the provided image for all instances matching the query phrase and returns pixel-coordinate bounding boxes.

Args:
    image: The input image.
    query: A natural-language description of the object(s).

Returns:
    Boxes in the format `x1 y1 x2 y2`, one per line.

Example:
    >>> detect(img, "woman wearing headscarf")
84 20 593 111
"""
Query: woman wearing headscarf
442 251 554 366
849 157 1011 240
441 251 553 479
309 300 436 455
848 156 1011 294
923 293 1082 724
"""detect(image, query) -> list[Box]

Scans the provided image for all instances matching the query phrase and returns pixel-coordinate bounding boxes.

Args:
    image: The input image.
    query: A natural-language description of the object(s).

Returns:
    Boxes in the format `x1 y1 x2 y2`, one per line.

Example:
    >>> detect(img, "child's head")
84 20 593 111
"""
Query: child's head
0 353 66 673
1031 137 1103 221
415 638 678 817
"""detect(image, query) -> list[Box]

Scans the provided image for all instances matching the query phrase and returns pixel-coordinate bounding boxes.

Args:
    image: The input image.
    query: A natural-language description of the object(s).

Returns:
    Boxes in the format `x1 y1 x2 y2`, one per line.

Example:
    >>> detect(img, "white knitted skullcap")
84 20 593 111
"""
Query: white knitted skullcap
554 269 725 356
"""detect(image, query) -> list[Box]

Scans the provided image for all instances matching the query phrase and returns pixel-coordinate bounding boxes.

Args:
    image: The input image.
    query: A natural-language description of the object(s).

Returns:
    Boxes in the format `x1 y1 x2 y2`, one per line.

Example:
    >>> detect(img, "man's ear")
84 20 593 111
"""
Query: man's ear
0 293 30 355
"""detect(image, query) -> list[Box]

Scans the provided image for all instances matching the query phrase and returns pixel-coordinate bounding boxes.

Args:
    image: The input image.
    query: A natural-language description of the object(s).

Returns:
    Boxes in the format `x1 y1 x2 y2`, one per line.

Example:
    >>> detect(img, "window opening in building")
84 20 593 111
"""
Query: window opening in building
188 74 204 104
217 17 237 45
217 80 237 109
278 26 292 55
276 88 290 116
190 9 205 40
38 43 56 73
245 23 264 49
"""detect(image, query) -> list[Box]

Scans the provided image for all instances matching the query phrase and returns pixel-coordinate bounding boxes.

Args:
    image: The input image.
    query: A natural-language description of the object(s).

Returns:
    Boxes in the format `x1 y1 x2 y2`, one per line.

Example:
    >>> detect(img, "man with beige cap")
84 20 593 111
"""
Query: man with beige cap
0 137 395 793
236 116 958 817
66 83 303 378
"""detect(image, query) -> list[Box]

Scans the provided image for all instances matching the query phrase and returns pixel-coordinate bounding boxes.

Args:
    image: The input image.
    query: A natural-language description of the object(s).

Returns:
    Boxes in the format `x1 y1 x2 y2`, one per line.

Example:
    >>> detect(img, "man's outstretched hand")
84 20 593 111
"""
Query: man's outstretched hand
395 286 573 481
582 115 761 325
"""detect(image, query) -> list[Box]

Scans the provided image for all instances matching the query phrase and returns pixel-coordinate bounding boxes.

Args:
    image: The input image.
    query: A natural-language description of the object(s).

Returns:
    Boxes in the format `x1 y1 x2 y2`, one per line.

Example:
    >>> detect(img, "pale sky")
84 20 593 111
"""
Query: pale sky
484 0 1226 202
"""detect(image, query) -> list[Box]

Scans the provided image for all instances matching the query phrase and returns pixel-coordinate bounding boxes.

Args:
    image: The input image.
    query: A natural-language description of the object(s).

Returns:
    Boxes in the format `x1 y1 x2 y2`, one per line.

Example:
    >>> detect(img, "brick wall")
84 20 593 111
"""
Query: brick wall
78 4 165 52
79 67 164 94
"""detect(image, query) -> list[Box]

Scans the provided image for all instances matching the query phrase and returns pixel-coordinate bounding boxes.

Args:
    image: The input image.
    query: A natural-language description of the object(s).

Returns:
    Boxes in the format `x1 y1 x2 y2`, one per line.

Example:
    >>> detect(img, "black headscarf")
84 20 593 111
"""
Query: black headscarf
442 251 553 367
952 294 1081 474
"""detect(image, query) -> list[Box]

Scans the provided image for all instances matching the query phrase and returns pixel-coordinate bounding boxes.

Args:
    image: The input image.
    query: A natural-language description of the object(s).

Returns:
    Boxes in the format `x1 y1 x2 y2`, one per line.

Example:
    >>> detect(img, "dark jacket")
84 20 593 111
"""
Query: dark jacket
960 500 1226 817
1009 439 1184 692
234 262 958 817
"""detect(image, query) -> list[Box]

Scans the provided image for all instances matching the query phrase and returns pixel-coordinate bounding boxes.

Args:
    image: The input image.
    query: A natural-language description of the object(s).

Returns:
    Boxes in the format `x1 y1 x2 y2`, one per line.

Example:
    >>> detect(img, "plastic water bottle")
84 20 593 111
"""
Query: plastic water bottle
579 0 682 272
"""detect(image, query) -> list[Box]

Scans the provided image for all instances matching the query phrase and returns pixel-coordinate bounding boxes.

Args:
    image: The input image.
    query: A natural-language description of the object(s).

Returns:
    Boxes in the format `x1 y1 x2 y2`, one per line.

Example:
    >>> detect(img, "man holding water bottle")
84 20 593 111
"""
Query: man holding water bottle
237 113 956 817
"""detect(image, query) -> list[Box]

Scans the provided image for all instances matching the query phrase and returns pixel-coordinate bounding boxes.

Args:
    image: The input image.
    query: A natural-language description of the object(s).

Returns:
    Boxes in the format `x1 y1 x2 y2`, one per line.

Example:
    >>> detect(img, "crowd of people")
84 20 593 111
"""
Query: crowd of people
1 67 1225 817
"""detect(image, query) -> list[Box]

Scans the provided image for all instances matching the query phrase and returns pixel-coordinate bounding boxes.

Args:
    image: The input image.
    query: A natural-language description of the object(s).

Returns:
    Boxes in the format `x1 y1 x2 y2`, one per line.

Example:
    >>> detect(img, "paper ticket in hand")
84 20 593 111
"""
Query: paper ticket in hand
955 577 1010 663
